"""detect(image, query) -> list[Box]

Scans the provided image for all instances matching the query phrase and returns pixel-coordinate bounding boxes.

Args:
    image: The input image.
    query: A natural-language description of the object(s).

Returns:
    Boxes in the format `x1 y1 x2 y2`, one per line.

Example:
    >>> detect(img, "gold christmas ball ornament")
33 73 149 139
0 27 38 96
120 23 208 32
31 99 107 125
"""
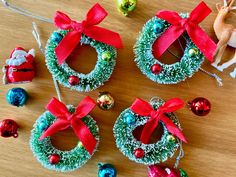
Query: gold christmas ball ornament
188 48 199 57
117 0 137 16
166 134 176 143
97 92 115 110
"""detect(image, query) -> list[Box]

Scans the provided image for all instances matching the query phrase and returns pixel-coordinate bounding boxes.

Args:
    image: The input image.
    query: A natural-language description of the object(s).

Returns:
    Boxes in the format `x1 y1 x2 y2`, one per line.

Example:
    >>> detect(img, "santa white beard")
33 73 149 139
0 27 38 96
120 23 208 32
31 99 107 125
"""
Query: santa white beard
6 50 28 66
6 56 27 66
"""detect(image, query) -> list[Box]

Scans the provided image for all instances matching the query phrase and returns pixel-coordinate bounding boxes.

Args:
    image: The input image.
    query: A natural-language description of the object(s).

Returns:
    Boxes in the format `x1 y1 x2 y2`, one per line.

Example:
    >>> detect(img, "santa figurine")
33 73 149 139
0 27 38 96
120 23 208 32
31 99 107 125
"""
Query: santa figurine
2 47 36 84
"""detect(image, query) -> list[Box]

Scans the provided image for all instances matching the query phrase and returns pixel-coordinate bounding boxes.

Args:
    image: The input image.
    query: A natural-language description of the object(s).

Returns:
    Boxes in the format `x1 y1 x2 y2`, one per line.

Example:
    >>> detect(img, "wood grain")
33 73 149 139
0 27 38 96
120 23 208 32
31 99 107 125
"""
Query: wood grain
0 0 236 177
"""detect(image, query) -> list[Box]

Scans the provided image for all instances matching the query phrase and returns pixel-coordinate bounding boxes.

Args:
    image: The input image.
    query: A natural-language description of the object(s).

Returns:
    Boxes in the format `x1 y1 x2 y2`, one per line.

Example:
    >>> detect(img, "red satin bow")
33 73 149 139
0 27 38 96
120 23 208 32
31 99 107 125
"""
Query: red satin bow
130 98 187 144
54 3 123 65
153 1 216 62
39 96 97 155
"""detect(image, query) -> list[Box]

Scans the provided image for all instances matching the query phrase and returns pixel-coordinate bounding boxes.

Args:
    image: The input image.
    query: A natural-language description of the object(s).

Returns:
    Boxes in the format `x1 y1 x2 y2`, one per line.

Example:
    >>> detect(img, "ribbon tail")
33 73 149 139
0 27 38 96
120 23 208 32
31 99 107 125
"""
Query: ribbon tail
140 118 160 144
84 26 123 49
130 98 154 117
39 119 70 140
186 24 216 62
71 118 97 155
161 115 187 143
55 31 82 65
46 97 71 118
74 96 96 118
152 26 185 59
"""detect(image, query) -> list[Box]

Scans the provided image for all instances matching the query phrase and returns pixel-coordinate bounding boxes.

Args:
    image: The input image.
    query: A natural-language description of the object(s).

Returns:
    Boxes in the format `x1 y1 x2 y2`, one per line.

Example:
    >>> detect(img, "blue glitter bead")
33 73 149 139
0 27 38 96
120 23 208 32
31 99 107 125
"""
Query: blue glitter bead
124 113 136 125
98 163 117 177
50 32 63 43
153 22 163 34
38 120 48 131
6 88 28 107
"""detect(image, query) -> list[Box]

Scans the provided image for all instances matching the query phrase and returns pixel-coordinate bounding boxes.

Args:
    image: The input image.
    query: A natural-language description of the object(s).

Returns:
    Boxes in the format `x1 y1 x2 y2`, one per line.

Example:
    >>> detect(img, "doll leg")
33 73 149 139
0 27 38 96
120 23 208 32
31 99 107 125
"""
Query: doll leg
218 50 236 71
212 32 231 69
212 44 227 69
230 67 236 78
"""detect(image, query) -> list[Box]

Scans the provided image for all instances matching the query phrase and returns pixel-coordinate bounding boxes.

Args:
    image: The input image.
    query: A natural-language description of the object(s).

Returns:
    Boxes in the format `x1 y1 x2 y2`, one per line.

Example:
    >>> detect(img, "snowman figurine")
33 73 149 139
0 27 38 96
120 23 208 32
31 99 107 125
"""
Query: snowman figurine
2 47 35 84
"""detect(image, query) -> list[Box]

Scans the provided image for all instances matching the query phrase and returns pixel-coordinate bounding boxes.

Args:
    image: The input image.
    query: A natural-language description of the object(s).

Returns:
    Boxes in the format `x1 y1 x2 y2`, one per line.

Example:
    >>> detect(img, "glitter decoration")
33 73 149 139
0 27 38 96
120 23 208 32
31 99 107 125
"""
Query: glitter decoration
134 15 204 84
45 30 117 92
6 87 28 107
98 163 117 177
30 105 99 172
113 97 182 165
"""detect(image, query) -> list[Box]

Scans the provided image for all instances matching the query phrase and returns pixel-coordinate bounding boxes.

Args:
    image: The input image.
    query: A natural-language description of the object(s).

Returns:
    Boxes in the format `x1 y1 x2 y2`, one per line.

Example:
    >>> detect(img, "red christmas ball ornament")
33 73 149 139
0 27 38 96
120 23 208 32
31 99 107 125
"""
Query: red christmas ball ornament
148 165 167 177
134 148 145 159
188 97 211 116
49 154 60 164
0 119 19 138
151 64 162 74
68 75 79 86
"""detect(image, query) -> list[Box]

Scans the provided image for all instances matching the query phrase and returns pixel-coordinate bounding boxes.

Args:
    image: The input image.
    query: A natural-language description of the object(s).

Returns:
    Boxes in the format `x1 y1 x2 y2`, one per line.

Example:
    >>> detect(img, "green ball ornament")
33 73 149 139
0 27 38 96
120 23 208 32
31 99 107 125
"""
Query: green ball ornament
188 48 199 57
117 0 137 16
102 51 112 61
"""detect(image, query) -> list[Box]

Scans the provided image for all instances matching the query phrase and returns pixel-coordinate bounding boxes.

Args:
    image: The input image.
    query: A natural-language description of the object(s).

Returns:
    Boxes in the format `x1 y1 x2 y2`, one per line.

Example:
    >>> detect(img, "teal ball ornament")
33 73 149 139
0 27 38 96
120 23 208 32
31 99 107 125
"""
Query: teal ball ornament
98 163 117 177
6 88 28 107
153 22 163 34
124 113 136 125
50 32 63 43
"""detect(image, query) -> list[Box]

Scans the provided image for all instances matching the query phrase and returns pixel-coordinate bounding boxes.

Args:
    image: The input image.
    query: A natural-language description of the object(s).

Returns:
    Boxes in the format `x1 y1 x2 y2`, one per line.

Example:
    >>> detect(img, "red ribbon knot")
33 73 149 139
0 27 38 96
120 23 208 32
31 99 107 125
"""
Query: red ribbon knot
130 98 187 144
54 3 123 65
39 96 97 155
153 1 216 62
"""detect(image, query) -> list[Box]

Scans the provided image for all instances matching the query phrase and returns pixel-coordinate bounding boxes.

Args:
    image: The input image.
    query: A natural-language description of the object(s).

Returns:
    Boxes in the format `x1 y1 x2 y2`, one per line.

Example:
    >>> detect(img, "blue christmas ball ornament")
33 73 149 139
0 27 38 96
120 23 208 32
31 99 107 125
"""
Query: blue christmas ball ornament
98 163 117 177
124 113 136 125
153 21 163 34
50 32 63 43
6 88 28 107
37 118 48 131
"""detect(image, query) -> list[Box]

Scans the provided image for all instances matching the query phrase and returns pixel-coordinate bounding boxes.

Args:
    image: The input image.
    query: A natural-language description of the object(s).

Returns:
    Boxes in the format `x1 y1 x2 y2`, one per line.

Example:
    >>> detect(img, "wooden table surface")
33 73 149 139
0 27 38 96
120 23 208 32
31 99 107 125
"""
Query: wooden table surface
0 0 236 177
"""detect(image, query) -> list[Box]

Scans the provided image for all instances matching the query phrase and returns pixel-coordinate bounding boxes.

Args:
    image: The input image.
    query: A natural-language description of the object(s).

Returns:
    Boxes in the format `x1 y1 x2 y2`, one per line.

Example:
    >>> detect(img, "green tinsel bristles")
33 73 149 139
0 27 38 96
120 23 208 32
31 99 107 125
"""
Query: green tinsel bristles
134 15 204 84
45 30 117 92
30 106 99 172
113 98 182 165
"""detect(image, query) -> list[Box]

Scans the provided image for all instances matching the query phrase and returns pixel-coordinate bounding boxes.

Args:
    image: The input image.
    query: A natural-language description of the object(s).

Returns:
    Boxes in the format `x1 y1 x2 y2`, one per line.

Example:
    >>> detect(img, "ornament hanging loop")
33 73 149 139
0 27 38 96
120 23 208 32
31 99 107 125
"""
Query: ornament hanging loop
2 0 53 23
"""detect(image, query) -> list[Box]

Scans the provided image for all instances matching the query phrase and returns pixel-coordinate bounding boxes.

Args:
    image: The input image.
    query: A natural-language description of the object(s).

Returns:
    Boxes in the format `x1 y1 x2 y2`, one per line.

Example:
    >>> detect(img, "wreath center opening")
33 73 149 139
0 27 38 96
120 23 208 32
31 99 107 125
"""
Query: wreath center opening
67 44 97 74
152 36 186 65
51 127 79 151
132 123 164 144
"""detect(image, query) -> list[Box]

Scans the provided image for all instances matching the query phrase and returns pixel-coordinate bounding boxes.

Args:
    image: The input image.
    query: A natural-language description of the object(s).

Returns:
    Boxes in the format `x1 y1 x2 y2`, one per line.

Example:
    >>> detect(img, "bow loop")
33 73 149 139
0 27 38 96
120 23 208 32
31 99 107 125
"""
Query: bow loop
130 98 154 117
46 97 71 119
153 1 216 62
161 98 185 112
189 1 212 24
74 96 96 118
39 96 97 155
54 11 73 30
85 3 108 26
130 98 187 144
